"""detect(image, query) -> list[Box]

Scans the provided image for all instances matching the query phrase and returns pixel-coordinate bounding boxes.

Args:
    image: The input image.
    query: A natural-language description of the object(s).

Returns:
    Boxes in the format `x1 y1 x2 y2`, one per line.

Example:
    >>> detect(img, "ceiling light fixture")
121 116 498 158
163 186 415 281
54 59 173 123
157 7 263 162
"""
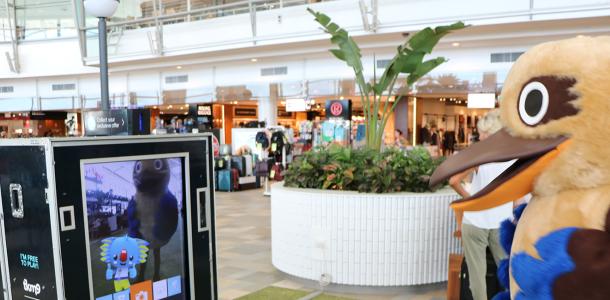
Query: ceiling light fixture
452 42 460 47
251 58 258 62
176 66 183 69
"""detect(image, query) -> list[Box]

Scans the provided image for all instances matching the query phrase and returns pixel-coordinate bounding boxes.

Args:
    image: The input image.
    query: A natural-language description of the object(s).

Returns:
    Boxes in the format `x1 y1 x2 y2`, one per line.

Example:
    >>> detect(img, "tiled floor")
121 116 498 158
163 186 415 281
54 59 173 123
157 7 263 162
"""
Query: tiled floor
216 188 447 300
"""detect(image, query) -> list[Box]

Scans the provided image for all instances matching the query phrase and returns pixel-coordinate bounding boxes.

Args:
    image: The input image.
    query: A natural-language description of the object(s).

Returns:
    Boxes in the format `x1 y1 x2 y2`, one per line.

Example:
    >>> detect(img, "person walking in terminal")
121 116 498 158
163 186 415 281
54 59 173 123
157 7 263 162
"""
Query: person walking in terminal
393 129 409 148
448 110 524 300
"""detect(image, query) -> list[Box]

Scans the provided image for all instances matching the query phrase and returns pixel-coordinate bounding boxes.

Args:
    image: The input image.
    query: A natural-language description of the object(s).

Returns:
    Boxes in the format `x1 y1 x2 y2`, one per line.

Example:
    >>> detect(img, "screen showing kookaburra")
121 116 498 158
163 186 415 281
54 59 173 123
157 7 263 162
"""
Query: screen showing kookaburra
431 36 610 300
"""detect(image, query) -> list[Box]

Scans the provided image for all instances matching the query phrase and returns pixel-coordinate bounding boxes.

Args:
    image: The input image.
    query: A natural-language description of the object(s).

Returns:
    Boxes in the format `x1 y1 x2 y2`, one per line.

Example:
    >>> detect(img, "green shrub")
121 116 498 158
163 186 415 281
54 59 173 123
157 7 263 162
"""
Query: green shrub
284 145 445 193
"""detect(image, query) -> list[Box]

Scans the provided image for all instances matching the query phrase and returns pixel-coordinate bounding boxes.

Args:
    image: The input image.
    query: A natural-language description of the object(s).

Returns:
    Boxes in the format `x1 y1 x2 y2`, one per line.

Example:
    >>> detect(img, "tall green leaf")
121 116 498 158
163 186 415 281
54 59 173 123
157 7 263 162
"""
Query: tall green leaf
308 7 466 151
409 21 467 53
407 57 447 86
374 22 465 97
308 8 364 77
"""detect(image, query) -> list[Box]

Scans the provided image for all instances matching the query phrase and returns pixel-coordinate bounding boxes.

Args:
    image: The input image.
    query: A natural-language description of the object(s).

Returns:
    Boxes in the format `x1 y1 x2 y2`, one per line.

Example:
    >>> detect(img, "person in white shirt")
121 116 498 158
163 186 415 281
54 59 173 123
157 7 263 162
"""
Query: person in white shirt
449 110 526 300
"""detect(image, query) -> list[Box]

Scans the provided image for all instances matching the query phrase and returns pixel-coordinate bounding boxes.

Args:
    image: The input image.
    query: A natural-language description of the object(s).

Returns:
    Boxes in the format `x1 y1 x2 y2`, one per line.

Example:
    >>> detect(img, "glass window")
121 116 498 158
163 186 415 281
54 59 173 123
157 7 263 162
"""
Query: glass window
160 0 188 15
40 96 78 111
279 81 304 98
15 0 76 40
0 2 11 42
185 87 214 103
132 91 162 108
0 97 35 112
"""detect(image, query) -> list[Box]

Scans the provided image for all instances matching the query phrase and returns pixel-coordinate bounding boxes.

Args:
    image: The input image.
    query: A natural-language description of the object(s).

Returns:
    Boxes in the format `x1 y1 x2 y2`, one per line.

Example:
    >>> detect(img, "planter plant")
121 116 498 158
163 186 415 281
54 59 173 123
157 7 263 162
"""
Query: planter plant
284 145 445 193
308 8 466 151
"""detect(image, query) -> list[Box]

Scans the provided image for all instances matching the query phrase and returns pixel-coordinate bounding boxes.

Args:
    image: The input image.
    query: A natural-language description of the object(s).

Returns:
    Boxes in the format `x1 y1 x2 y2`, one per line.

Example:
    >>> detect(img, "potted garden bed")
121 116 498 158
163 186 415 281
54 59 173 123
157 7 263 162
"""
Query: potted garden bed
271 147 461 286
269 10 465 286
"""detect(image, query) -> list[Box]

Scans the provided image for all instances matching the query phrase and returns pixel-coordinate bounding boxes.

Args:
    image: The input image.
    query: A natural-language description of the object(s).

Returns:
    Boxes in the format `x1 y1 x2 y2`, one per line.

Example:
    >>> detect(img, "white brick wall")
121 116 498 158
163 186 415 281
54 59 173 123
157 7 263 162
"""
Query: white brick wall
271 183 461 286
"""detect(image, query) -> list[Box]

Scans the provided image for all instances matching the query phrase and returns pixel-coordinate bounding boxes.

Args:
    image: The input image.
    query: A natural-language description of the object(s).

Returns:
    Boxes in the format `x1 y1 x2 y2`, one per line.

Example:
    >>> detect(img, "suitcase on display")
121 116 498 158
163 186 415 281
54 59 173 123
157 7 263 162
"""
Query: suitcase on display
0 135 218 300
217 169 233 192
243 154 253 176
231 168 240 191
238 176 260 190
231 156 246 177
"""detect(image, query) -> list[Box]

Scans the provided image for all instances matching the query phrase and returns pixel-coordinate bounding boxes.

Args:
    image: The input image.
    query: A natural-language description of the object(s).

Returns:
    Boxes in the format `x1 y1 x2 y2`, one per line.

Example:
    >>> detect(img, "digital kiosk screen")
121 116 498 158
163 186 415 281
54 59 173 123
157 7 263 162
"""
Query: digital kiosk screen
82 157 187 300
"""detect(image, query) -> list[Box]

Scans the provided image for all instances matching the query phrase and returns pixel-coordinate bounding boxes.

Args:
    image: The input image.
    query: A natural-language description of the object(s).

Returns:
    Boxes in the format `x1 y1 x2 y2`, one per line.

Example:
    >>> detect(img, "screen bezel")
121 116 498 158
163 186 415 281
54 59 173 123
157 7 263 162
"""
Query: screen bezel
79 152 193 300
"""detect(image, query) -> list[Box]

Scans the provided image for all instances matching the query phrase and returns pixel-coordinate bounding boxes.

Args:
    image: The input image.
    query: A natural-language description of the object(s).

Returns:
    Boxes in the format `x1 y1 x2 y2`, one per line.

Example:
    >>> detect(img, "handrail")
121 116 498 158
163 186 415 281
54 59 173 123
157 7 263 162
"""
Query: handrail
81 0 316 30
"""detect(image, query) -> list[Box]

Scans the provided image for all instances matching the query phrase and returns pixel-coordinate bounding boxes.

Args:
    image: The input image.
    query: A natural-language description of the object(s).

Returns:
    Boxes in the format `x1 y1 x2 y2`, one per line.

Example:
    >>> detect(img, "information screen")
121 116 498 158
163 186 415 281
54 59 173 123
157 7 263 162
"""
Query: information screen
82 157 187 300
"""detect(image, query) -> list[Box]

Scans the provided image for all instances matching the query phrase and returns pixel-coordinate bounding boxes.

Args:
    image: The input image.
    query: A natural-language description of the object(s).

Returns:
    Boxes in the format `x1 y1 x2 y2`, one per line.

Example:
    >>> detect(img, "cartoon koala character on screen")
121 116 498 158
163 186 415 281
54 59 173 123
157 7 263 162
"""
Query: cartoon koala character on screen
100 236 149 292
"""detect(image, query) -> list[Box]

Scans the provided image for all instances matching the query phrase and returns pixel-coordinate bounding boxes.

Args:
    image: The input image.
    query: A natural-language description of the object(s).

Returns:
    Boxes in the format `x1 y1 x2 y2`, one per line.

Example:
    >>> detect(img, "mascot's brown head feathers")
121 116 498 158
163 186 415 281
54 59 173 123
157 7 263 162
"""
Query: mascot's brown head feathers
430 36 610 211
501 36 610 197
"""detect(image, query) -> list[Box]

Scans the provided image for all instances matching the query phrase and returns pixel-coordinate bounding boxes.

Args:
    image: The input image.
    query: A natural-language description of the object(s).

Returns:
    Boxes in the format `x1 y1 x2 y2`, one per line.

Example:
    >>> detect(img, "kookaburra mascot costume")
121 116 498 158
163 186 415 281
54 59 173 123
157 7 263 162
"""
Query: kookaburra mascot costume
430 36 610 299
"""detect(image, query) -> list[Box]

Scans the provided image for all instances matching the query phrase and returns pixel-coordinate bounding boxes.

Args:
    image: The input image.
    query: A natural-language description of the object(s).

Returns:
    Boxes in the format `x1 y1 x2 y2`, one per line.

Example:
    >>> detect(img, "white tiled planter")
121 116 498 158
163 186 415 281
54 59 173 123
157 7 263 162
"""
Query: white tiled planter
271 183 461 286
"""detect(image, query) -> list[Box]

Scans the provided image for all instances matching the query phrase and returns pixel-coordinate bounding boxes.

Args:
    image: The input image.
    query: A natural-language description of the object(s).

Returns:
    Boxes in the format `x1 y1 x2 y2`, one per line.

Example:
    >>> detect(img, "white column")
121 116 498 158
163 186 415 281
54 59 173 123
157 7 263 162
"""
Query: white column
259 83 278 126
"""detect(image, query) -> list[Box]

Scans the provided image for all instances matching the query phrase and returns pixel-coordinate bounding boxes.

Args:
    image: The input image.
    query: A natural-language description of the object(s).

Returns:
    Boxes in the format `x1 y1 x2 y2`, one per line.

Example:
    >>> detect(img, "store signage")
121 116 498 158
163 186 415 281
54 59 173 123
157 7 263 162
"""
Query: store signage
286 98 307 112
330 102 343 116
278 107 294 118
197 105 212 116
234 107 257 117
84 110 129 136
29 111 67 120
325 100 352 120
467 93 496 109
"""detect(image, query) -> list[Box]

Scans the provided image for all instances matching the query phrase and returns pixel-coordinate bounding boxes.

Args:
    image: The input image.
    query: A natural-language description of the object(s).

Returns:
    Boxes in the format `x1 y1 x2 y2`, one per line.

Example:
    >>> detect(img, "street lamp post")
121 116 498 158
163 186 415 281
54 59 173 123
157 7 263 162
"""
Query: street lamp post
84 0 119 112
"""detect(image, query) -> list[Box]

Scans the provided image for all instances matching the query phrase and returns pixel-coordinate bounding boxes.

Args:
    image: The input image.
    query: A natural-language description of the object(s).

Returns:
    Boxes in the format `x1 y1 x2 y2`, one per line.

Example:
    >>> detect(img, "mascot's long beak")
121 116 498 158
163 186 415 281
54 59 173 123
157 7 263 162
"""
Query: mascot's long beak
429 129 571 212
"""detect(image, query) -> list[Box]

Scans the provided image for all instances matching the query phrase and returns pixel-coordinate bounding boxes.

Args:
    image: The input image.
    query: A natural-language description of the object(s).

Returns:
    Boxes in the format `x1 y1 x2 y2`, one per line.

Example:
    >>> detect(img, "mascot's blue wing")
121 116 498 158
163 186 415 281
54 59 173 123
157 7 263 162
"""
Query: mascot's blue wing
512 227 577 300
153 191 179 242
493 204 527 300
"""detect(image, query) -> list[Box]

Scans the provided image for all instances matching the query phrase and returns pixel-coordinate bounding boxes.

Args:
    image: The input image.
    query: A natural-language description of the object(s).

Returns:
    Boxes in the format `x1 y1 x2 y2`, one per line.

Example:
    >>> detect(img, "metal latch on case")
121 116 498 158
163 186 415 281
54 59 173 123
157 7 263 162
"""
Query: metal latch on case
9 183 24 219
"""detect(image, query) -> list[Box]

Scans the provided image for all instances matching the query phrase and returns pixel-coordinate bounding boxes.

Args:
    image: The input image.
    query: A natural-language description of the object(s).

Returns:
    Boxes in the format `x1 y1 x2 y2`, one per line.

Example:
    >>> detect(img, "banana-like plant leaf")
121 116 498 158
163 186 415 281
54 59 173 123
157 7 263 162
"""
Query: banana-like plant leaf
407 57 447 86
308 8 331 26
330 49 346 61
434 21 467 35
409 21 466 53
327 23 339 34
308 9 363 75
375 49 426 94
374 22 464 96
309 7 465 151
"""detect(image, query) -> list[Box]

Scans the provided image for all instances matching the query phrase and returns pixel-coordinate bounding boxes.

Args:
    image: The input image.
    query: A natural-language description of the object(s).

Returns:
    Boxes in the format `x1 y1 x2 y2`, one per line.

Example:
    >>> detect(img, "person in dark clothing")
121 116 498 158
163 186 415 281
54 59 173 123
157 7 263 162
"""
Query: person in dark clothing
443 131 456 156
430 125 440 146
458 126 466 143
420 126 431 144
429 125 442 157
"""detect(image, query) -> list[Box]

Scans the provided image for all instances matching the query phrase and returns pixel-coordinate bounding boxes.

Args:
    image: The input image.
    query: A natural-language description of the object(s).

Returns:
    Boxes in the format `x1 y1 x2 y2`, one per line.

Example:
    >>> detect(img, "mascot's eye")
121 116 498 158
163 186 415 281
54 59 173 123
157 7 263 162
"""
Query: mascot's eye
135 161 142 173
154 159 163 170
113 255 118 261
129 256 134 261
519 81 549 126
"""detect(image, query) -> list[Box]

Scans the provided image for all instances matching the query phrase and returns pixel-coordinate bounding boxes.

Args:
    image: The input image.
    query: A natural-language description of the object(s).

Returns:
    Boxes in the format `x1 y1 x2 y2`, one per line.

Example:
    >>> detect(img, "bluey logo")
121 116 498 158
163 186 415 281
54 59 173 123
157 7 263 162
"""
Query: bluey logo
23 279 41 296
